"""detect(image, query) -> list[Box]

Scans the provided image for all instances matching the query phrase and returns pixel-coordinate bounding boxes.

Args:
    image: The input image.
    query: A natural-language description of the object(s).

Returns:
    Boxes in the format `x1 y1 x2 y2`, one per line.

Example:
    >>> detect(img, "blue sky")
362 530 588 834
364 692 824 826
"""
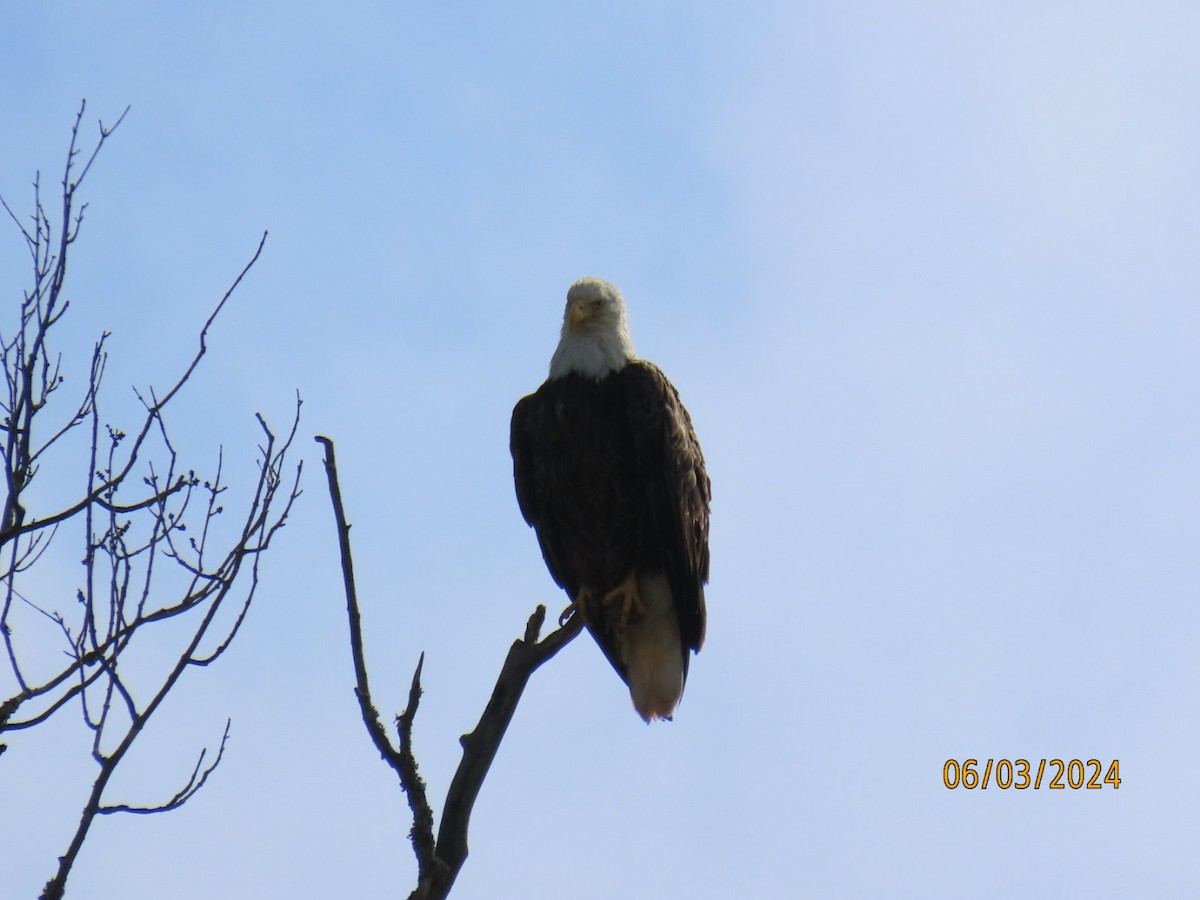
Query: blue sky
2 2 1198 897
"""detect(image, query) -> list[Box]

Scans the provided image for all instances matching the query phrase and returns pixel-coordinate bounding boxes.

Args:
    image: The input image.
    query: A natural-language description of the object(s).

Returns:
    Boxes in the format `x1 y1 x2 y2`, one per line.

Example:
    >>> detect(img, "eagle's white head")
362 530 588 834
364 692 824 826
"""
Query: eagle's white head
548 277 636 381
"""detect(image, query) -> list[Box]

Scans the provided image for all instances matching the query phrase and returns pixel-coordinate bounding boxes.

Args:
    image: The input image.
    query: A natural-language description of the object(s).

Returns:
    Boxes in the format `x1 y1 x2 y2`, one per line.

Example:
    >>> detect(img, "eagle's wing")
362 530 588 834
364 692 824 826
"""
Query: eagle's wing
510 394 539 527
510 391 573 595
621 361 710 654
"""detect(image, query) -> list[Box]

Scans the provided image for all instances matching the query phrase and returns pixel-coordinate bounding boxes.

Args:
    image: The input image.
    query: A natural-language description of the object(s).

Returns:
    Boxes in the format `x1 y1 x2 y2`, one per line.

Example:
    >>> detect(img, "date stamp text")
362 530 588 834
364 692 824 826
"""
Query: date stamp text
943 758 1121 790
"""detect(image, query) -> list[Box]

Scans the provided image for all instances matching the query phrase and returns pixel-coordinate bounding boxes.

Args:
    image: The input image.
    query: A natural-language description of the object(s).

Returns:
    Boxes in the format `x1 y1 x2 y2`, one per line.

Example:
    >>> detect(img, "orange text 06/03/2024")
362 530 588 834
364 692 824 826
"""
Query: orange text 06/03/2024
942 758 1121 790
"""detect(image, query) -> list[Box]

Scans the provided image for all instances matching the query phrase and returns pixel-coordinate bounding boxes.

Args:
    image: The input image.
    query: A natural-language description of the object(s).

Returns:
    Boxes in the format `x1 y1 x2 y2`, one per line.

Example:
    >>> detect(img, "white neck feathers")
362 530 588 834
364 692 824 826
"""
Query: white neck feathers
548 325 635 380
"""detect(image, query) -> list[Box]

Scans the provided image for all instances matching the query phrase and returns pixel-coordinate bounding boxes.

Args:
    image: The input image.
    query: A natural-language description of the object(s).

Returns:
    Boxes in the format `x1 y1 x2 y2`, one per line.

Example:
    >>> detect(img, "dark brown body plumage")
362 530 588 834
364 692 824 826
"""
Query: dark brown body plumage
510 360 709 685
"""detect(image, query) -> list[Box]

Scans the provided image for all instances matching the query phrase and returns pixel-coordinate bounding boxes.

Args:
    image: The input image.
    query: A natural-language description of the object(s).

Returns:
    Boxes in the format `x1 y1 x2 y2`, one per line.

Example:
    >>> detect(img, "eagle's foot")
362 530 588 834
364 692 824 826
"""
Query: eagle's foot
601 571 643 631
558 593 590 628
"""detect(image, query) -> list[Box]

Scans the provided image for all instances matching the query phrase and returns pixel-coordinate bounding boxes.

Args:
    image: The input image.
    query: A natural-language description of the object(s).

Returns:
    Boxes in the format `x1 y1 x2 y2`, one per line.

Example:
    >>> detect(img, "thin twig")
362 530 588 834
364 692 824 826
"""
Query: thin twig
397 653 437 880
315 437 411 761
99 719 231 815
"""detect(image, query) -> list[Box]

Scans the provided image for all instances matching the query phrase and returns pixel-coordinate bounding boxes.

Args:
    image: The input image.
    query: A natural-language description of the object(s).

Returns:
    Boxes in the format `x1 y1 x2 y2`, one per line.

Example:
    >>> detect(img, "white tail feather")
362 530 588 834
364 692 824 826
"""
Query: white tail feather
619 572 684 722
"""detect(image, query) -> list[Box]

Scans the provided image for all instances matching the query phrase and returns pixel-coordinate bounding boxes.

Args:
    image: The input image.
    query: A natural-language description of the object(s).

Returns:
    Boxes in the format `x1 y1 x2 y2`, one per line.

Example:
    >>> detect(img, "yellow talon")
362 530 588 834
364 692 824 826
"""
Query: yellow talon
561 573 643 632
601 570 643 631
559 592 590 627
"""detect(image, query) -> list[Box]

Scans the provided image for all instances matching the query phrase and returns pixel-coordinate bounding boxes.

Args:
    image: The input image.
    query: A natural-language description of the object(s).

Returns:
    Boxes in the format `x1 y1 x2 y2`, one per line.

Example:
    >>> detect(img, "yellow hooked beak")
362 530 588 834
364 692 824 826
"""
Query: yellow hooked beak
567 299 591 332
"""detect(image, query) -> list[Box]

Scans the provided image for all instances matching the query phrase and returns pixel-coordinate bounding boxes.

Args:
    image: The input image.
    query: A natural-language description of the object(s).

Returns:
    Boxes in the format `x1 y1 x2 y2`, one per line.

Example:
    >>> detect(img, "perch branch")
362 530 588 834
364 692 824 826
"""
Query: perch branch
315 435 582 900
421 603 581 899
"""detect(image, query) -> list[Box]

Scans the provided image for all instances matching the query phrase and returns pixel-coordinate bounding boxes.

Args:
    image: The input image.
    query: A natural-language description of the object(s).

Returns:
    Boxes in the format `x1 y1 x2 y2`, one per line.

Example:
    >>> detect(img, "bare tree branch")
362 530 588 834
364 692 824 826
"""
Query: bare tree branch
314 437 415 765
315 434 582 900
38 406 302 900
0 225 277 729
0 229 269 551
98 719 231 815
427 604 582 898
397 652 437 882
1 103 303 900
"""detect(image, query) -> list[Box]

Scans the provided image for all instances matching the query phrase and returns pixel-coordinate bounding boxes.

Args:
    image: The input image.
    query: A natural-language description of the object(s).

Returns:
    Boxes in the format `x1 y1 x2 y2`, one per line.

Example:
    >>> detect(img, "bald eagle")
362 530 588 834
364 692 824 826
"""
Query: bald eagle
510 278 710 721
